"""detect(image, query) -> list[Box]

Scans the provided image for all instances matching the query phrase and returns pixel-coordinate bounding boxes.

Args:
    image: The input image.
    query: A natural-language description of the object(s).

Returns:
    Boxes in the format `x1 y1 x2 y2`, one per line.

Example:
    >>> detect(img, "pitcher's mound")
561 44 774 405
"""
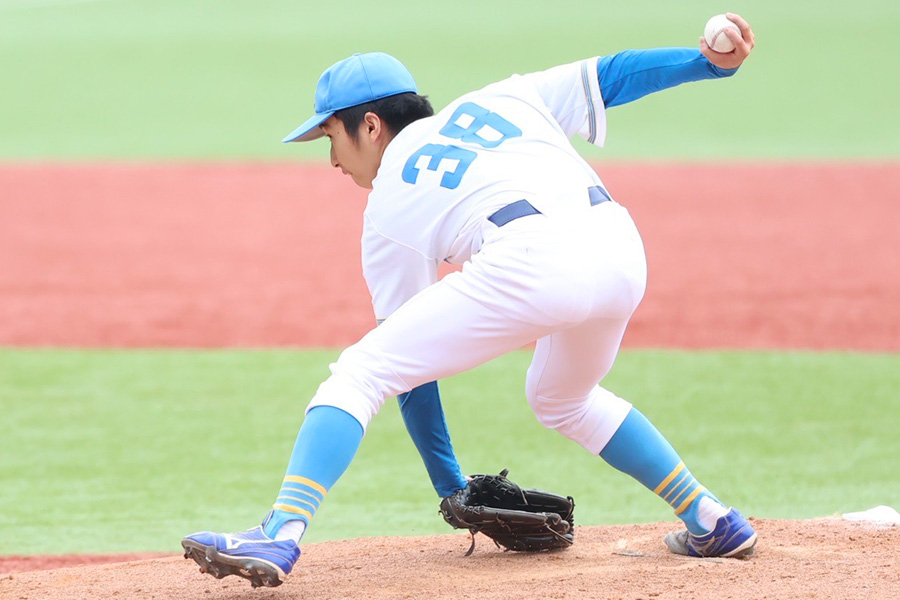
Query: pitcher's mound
2 518 897 600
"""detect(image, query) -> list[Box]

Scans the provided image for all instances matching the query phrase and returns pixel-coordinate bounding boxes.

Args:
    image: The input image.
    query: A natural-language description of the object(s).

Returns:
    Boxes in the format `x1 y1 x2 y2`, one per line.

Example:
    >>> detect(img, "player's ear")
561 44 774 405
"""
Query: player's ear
363 111 383 140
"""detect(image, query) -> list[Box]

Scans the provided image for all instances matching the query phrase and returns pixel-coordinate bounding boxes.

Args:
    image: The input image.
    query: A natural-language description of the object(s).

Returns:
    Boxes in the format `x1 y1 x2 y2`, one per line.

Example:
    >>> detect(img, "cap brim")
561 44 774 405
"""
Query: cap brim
281 112 333 143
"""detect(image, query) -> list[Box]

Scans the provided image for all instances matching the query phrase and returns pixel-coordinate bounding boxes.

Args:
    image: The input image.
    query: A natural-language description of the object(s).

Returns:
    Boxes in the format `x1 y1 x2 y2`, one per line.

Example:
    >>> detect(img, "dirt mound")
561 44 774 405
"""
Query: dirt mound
2 519 897 600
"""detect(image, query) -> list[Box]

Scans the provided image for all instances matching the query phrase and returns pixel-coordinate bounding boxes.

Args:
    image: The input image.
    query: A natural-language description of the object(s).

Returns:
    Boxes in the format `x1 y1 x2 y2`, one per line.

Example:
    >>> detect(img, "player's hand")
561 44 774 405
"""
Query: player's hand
700 12 755 70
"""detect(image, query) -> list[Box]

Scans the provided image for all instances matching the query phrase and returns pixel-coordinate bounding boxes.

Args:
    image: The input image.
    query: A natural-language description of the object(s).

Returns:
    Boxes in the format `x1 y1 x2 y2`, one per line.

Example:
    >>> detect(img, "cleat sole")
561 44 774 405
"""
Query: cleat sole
721 532 757 558
181 538 286 588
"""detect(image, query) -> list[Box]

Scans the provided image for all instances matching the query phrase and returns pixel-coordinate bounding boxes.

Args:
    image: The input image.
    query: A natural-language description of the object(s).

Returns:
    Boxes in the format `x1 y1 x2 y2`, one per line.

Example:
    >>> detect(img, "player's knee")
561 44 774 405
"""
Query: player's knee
526 388 591 435
307 341 403 430
308 372 379 430
332 343 391 399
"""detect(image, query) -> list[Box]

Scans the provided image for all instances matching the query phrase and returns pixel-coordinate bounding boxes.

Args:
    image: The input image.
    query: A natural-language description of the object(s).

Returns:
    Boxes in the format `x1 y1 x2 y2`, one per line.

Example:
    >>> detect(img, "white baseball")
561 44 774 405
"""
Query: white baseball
704 14 740 53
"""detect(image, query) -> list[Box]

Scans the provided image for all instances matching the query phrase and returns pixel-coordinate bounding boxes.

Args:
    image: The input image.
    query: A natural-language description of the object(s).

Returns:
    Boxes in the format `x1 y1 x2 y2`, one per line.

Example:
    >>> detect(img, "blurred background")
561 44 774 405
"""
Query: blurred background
1 0 898 557
2 0 898 160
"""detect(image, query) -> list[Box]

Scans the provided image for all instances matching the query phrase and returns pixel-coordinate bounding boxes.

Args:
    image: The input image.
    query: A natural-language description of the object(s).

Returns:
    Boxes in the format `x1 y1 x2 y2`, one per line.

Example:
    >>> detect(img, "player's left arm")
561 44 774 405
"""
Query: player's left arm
397 382 466 497
598 13 755 108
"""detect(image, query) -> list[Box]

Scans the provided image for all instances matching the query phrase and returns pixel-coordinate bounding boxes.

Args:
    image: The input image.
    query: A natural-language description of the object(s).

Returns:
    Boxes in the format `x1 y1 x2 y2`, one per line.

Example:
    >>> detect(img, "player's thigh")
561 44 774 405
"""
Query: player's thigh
351 273 551 397
525 314 630 402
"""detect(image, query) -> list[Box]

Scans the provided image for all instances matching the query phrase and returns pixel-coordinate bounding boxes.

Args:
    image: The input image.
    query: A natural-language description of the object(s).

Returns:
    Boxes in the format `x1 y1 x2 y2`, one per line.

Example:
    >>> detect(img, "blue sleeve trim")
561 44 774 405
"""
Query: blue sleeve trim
597 48 738 108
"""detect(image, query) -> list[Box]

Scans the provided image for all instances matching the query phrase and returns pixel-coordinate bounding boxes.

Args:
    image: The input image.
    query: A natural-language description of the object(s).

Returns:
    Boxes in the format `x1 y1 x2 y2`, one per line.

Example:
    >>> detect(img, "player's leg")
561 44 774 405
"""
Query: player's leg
536 317 732 535
599 407 756 557
259 214 630 532
526 316 756 558
261 405 363 541
522 200 645 454
257 283 528 543
182 205 644 585
183 231 576 586
267 384 466 544
524 317 633 454
181 405 360 588
300 215 612 431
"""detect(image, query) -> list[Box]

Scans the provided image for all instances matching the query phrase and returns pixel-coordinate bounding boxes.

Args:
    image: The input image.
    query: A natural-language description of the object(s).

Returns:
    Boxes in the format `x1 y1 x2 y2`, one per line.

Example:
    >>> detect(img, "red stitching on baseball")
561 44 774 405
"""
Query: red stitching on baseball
710 27 732 52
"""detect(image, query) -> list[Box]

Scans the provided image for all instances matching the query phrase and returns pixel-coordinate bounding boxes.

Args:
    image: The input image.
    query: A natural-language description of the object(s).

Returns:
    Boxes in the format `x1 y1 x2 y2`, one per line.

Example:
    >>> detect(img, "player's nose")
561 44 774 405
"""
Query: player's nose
330 146 340 169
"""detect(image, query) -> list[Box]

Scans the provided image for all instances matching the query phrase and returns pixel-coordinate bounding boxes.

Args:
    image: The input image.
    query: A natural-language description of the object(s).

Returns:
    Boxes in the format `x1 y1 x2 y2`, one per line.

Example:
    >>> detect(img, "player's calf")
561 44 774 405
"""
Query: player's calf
599 407 757 556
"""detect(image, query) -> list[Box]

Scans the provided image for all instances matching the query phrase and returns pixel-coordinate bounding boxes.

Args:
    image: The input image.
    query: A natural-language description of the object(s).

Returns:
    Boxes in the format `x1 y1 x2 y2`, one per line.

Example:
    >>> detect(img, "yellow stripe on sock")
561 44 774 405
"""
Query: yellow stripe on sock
283 475 327 496
653 462 685 495
662 472 691 502
275 495 318 512
669 480 697 507
272 503 314 520
281 486 322 506
674 486 707 515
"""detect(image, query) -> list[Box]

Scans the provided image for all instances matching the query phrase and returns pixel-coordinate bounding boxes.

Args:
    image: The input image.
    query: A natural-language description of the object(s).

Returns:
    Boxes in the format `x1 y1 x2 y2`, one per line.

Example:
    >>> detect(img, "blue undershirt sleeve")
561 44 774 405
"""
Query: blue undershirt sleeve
398 381 467 498
597 47 738 108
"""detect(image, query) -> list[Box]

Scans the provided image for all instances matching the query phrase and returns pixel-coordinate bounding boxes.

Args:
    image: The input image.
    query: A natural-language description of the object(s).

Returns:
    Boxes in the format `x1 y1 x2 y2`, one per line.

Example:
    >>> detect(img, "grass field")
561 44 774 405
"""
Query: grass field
1 0 898 159
1 348 898 555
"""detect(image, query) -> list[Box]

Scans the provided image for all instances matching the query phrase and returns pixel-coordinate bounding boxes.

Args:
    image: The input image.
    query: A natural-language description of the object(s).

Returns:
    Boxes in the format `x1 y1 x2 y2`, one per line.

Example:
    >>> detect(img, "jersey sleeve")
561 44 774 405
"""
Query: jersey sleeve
362 213 439 323
597 48 738 108
518 57 607 147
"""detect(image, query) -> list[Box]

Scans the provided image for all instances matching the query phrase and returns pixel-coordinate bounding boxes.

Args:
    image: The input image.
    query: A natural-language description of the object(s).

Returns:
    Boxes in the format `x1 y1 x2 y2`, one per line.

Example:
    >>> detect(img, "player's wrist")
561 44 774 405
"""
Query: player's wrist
708 60 739 77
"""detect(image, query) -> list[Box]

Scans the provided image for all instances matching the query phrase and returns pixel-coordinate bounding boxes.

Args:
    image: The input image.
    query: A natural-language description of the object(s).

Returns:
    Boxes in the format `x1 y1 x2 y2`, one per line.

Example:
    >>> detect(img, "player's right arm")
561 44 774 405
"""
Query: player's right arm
595 46 738 109
521 14 755 139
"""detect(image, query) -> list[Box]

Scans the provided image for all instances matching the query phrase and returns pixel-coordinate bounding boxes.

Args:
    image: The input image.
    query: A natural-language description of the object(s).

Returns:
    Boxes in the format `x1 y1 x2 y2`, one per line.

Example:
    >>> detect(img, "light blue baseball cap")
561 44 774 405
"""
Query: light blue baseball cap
282 52 418 143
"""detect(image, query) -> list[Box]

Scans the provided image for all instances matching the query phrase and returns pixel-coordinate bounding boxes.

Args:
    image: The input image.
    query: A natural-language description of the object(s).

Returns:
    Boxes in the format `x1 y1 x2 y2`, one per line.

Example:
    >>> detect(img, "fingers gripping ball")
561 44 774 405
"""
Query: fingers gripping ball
704 14 741 53
439 469 575 554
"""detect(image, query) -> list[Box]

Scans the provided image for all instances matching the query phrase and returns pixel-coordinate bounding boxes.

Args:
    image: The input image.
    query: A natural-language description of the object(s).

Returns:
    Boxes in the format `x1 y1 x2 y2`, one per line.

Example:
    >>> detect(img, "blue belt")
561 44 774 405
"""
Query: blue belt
488 185 612 227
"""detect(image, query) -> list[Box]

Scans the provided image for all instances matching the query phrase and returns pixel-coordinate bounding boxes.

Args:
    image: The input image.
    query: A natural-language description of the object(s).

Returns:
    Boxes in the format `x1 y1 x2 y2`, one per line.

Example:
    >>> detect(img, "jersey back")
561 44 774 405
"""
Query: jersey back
363 57 610 321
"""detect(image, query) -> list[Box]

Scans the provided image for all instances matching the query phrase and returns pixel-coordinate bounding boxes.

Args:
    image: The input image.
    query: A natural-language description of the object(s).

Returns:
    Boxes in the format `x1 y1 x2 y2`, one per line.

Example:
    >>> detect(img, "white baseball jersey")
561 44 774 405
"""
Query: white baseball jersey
312 56 645 448
363 57 609 322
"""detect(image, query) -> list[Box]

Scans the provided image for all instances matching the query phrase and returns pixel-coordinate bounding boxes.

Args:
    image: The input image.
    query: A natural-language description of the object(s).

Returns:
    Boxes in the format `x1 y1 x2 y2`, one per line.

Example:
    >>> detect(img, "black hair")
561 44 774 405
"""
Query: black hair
334 92 434 141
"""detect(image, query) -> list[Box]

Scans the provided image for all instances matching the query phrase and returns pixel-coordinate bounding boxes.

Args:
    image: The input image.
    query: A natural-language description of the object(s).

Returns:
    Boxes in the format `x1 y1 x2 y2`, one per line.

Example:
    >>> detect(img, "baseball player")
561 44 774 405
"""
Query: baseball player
183 14 757 587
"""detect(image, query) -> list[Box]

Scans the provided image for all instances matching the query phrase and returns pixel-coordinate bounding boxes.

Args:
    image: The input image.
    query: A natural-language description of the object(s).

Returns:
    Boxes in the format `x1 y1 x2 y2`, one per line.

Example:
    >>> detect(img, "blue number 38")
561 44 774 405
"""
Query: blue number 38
401 102 521 190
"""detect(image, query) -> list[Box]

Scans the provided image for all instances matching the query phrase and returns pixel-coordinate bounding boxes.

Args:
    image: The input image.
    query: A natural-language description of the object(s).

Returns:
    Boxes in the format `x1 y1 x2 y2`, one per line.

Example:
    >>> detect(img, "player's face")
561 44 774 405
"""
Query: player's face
321 117 382 189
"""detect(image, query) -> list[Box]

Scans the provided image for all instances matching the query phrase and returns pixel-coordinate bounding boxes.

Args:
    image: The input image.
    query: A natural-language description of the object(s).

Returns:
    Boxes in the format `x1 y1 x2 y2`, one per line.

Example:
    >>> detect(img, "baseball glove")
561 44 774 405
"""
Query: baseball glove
439 468 575 554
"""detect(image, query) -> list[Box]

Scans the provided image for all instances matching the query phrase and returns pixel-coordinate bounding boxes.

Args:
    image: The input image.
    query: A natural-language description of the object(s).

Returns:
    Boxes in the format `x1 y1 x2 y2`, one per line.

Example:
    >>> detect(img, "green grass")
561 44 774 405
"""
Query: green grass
1 348 897 555
0 0 898 159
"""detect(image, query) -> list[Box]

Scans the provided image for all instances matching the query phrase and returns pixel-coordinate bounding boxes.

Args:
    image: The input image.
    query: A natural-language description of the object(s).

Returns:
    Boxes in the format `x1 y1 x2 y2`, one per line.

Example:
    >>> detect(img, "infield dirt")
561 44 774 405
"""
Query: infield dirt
2 163 899 350
2 519 898 600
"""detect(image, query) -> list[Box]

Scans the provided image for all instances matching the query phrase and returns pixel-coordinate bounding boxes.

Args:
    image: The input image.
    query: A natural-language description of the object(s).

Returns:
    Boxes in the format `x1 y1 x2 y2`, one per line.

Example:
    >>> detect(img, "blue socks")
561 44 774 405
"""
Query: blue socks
600 408 724 535
263 406 364 539
264 405 727 539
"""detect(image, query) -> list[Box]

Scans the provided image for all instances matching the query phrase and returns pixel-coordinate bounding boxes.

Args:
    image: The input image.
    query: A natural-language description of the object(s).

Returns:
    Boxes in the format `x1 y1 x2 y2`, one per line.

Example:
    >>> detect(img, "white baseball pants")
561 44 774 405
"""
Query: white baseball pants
308 201 647 454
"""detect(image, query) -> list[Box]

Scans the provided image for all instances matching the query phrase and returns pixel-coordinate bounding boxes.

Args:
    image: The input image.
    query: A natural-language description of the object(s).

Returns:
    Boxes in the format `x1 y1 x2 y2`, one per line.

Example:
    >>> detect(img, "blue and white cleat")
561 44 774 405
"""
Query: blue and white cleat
664 508 758 558
182 524 301 588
